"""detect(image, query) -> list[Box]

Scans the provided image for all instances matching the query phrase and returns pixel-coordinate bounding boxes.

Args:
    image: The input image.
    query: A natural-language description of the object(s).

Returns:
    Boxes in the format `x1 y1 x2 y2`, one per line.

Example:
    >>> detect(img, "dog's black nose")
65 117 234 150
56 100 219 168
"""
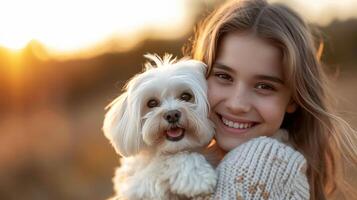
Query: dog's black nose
164 110 181 123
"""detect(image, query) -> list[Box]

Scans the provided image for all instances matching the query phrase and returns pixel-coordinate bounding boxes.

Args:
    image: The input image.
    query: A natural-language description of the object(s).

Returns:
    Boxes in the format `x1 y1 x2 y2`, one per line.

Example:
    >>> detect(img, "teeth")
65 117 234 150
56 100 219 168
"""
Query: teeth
222 117 253 129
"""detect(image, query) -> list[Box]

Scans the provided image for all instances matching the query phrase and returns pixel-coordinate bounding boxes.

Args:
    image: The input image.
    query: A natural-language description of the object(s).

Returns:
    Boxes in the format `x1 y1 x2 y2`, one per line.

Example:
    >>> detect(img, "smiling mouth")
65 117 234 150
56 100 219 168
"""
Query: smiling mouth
217 113 257 130
165 127 185 141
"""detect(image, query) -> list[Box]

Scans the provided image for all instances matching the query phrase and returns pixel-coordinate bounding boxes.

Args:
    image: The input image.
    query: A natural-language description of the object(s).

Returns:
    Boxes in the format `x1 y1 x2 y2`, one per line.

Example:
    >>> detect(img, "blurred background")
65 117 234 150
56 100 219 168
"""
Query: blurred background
0 0 356 199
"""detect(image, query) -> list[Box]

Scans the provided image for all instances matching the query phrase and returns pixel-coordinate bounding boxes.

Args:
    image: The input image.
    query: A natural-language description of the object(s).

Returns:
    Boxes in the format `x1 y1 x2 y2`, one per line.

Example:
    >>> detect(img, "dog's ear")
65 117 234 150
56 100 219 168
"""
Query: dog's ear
185 60 208 75
103 91 144 157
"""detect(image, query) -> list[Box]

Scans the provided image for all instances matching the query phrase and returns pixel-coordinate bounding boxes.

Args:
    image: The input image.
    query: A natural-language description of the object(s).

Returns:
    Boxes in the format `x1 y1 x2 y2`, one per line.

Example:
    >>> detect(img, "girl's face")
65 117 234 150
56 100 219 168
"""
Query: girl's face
207 32 296 152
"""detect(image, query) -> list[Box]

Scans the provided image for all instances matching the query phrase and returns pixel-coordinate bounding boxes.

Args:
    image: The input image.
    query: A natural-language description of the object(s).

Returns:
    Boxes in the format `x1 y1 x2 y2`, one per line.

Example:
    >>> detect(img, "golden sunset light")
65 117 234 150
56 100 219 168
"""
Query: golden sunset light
272 0 357 26
0 0 192 55
0 0 357 58
0 1 357 200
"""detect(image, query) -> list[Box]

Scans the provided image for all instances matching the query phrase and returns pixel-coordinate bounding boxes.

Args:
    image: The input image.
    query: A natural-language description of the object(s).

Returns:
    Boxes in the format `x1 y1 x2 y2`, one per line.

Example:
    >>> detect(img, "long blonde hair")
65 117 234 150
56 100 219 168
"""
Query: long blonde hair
184 0 357 199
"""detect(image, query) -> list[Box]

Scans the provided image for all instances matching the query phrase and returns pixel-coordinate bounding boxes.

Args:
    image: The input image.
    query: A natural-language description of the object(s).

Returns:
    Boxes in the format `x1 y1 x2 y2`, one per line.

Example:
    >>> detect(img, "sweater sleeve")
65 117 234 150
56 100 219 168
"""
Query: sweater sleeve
208 137 310 200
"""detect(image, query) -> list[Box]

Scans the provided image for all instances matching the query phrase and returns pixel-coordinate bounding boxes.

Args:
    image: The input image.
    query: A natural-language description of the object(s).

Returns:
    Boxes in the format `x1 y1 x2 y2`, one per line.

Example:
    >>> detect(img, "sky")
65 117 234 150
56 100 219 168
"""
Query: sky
272 0 357 25
0 0 356 57
0 0 193 53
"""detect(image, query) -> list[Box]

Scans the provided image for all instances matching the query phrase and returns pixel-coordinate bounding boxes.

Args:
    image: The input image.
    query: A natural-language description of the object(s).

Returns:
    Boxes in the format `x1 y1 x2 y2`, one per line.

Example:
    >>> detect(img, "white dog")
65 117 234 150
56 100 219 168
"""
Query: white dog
103 54 217 200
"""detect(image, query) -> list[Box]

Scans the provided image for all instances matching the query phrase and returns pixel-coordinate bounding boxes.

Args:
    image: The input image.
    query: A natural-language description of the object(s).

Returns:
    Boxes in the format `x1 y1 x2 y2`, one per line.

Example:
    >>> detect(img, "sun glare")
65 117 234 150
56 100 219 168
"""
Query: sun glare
1 0 357 57
0 0 191 55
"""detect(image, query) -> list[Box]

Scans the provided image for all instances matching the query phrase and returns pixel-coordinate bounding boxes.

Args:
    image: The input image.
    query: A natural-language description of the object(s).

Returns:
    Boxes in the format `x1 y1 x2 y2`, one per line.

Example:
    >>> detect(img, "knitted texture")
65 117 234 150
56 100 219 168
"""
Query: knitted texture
195 136 310 200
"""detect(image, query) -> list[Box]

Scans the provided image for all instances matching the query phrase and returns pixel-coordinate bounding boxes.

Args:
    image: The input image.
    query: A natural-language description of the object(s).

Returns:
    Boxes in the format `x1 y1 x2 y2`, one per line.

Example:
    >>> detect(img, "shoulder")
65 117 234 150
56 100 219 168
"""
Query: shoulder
214 136 309 199
221 136 306 169
218 137 306 178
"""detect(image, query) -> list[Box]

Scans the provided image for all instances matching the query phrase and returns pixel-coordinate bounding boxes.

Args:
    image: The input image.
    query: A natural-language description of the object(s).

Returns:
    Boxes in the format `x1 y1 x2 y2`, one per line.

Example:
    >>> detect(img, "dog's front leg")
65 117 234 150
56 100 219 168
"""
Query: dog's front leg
123 177 161 200
122 167 171 200
166 152 217 198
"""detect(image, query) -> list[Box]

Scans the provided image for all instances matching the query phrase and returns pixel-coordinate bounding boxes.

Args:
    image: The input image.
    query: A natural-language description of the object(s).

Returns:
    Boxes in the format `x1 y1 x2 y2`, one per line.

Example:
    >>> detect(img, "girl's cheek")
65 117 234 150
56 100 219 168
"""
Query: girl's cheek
207 79 225 101
207 83 217 105
256 96 288 121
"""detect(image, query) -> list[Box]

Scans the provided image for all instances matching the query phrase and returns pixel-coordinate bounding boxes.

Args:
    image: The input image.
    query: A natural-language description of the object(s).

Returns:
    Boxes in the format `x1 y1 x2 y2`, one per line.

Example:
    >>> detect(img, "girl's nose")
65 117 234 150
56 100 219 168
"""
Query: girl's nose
226 85 251 113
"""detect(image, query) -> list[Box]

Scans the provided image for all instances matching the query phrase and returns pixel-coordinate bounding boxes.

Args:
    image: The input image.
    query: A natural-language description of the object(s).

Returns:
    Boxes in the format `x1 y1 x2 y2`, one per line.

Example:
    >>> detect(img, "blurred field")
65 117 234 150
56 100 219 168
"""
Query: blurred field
0 14 357 200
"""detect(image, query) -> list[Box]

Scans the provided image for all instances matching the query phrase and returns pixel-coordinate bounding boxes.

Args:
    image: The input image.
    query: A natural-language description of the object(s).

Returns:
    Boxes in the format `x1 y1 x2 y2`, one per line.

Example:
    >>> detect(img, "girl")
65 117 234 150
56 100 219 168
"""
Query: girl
184 0 357 199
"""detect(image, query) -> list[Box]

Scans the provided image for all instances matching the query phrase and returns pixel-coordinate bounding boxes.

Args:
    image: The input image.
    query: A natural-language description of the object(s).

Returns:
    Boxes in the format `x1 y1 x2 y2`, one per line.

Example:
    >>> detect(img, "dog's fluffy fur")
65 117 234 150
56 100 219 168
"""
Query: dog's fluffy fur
103 54 217 200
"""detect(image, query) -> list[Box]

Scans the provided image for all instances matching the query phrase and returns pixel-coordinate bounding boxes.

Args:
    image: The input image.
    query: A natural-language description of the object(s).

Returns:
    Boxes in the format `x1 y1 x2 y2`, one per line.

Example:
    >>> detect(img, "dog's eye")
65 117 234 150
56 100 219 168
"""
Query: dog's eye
147 99 159 108
180 92 192 102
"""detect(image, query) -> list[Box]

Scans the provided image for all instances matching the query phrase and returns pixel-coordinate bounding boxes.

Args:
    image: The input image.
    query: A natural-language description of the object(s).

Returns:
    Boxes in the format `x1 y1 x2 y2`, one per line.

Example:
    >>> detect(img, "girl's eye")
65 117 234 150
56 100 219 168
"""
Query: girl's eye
180 92 192 102
147 99 159 108
214 72 233 82
255 83 275 91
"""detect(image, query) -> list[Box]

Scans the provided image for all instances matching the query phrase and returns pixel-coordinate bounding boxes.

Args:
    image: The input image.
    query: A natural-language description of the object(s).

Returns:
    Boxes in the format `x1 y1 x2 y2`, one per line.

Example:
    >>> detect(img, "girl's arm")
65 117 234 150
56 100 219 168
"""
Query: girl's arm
197 136 310 200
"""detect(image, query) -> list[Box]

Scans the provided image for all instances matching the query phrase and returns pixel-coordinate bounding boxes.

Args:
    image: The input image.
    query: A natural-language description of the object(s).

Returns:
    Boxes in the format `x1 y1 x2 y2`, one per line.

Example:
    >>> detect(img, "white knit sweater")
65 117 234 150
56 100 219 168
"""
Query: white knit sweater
194 136 310 200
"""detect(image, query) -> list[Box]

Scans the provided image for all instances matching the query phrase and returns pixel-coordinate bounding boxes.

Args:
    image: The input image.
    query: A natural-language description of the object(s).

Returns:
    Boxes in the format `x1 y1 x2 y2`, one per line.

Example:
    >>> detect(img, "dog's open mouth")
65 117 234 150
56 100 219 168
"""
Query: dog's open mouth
165 127 185 142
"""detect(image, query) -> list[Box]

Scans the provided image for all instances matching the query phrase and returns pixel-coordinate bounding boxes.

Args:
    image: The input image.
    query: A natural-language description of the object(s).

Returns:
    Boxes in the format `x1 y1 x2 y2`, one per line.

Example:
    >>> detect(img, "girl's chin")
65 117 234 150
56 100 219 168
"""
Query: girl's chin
215 125 259 150
215 136 248 152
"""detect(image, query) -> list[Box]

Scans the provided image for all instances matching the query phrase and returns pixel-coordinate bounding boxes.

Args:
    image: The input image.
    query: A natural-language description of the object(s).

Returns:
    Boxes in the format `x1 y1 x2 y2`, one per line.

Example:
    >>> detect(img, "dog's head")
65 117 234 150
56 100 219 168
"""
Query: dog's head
103 54 214 157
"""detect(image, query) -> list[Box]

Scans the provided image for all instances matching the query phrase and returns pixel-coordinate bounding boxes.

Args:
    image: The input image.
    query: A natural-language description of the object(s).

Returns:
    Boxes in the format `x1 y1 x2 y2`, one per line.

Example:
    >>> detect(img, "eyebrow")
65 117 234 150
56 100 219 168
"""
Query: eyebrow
212 62 284 84
212 63 235 73
255 75 284 84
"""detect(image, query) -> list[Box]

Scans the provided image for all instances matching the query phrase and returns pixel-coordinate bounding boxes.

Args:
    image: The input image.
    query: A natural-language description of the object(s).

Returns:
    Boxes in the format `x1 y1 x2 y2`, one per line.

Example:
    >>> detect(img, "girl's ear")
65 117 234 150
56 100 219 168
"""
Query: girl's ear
102 92 144 157
286 98 297 113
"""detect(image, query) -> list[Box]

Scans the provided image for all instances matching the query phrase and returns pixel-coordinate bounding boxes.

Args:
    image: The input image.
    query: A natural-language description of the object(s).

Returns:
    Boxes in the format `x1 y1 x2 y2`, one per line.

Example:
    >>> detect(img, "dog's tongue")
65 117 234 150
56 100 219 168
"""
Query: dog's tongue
166 128 183 137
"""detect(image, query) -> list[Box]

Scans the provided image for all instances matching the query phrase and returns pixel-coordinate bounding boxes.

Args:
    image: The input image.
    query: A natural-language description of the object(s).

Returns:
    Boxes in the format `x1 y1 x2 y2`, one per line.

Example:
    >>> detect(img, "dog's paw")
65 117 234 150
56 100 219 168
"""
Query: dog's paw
189 165 217 196
168 153 217 197
120 178 151 200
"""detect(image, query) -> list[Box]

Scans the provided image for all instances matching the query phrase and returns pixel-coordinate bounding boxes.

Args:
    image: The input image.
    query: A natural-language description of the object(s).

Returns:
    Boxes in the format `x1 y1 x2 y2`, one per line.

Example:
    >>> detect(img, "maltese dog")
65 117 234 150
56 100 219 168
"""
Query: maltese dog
103 54 217 200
